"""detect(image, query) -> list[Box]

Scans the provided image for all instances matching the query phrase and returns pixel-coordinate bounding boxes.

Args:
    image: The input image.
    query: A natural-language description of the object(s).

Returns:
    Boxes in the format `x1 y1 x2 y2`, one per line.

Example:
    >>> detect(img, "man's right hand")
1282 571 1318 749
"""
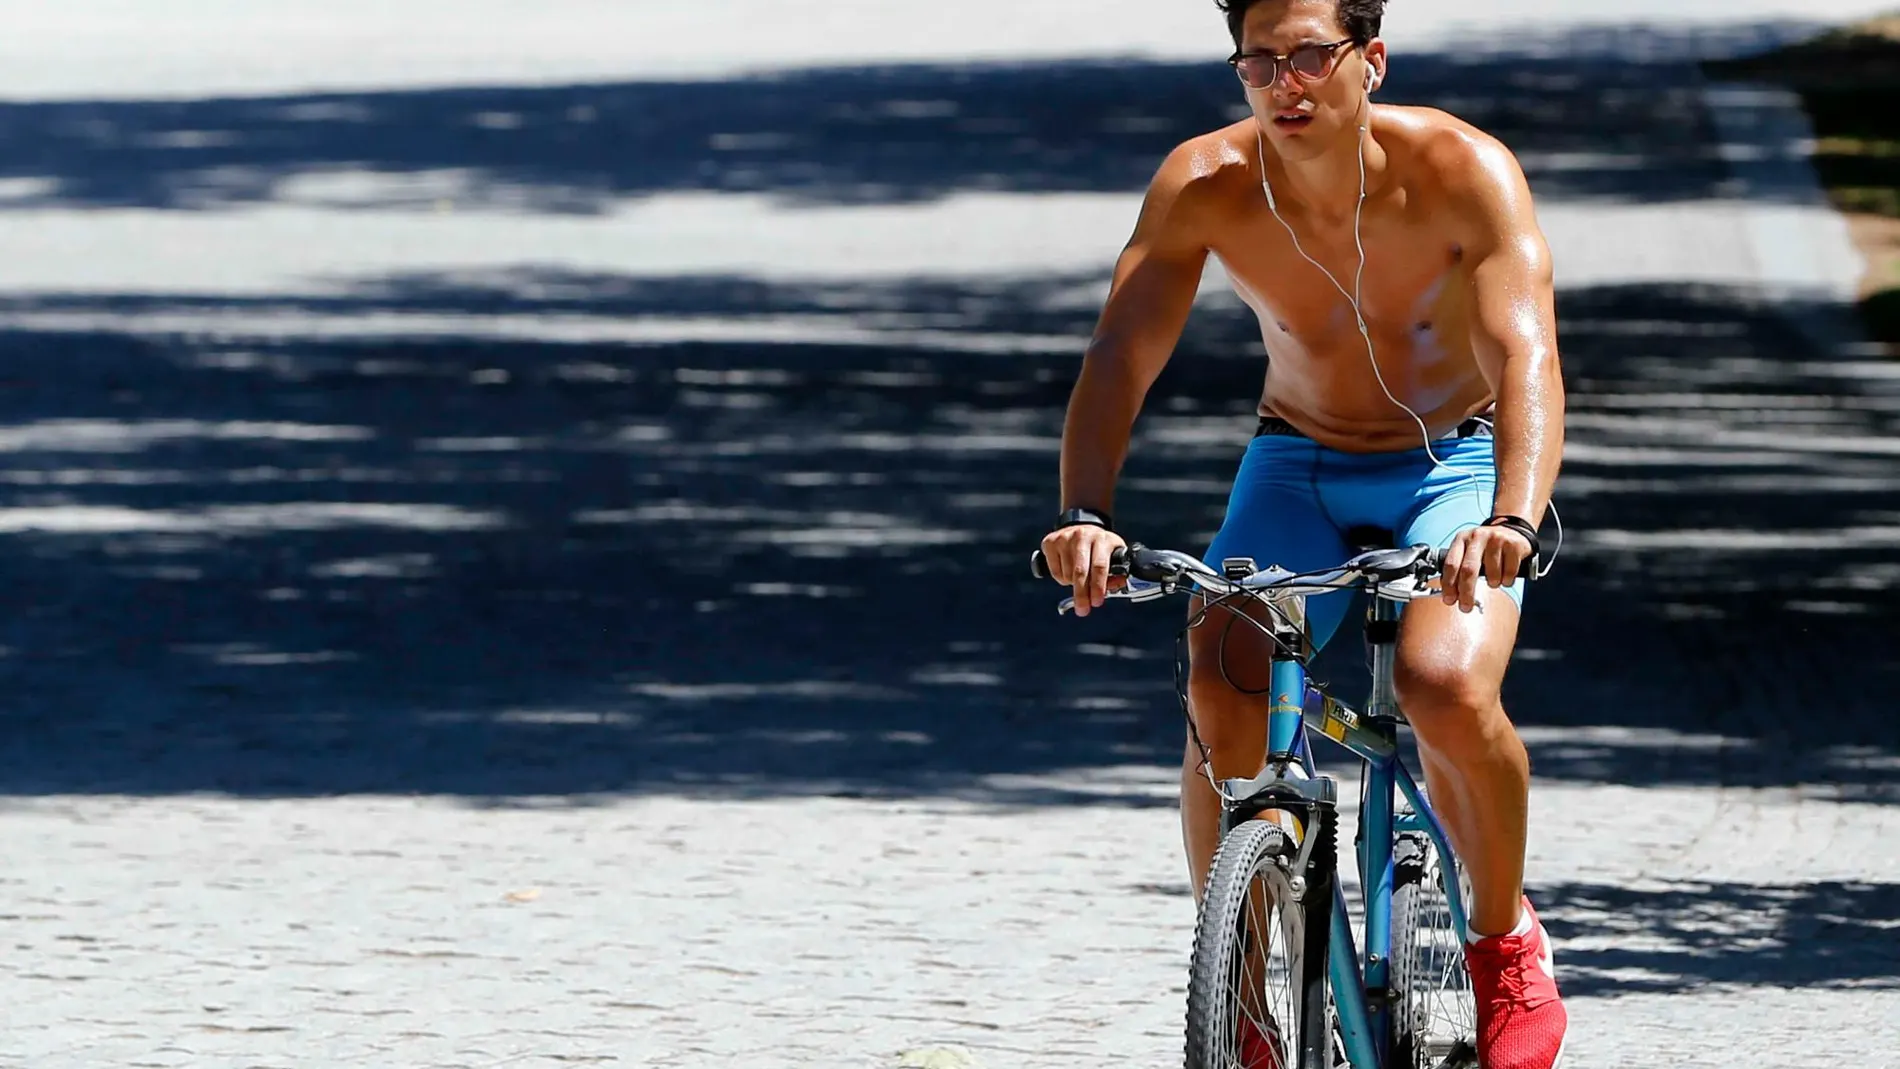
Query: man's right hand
1039 524 1129 618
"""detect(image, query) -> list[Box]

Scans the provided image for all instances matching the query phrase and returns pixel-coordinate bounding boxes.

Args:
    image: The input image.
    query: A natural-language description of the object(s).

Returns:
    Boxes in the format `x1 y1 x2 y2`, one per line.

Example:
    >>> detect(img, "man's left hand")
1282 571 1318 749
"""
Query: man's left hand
1440 524 1532 611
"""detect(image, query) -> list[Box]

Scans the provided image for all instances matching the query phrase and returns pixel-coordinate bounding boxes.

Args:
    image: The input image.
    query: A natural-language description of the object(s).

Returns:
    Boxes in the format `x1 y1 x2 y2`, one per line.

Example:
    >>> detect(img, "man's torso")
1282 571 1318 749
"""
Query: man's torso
1188 106 1500 453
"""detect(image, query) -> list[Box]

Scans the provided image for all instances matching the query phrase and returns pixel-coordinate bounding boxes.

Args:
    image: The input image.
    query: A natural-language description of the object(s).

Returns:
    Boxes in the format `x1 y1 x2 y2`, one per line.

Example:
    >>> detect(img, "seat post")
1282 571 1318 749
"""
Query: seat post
1364 594 1403 724
1342 524 1404 725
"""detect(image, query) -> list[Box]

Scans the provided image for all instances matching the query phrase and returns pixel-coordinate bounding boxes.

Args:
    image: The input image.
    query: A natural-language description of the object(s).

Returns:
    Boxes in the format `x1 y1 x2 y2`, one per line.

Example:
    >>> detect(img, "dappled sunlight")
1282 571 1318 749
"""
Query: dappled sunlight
178 642 361 667
309 553 437 579
628 681 907 703
741 524 977 554
1541 879 1900 994
965 764 1182 808
0 502 505 534
0 466 416 488
0 24 1885 806
1557 472 1900 495
1519 724 1749 753
1573 420 1900 454
1516 721 1900 805
1543 284 1900 636
1576 525 1900 551
0 267 1887 804
0 35 1828 218
910 666 1005 687
735 582 860 599
491 708 642 726
0 418 371 452
416 435 550 452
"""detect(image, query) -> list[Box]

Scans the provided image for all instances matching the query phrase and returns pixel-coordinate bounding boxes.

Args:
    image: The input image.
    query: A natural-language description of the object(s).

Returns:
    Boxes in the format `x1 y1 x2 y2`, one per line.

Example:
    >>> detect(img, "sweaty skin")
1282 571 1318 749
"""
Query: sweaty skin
1055 98 1564 561
1040 0 1566 939
1048 1 1565 616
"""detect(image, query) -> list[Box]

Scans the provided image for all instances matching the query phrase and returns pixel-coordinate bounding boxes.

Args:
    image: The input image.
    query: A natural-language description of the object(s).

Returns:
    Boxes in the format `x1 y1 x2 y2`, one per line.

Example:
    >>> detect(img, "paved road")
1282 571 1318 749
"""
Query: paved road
0 1 1890 99
3 5 1899 1068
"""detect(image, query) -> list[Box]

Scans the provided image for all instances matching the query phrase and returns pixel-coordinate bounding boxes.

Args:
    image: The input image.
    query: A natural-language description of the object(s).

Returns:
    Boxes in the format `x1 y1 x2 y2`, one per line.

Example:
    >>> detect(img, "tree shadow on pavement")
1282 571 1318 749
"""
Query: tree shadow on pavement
0 16 1892 802
0 20 1827 214
0 272 1893 802
1707 19 1900 347
1540 879 1900 995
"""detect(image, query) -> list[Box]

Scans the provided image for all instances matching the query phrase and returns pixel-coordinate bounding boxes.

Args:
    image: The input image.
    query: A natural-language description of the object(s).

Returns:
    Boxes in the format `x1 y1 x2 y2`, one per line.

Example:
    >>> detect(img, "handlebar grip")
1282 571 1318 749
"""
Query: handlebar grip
1424 548 1539 582
1030 547 1132 582
1030 549 1050 581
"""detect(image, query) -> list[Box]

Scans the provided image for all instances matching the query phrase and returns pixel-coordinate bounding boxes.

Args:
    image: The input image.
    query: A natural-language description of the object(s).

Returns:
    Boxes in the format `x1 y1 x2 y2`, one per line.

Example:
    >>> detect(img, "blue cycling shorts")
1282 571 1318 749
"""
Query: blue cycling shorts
1202 427 1524 651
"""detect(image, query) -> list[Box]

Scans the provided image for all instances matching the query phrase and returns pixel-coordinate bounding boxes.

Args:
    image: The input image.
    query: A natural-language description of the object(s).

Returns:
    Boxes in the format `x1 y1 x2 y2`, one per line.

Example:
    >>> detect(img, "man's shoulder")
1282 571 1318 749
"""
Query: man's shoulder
1152 121 1257 201
1382 105 1529 206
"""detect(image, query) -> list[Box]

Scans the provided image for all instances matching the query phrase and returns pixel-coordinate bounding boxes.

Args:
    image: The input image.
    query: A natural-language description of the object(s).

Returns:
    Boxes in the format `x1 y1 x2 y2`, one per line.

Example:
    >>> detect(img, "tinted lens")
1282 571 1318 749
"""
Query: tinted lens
1288 44 1333 78
1235 56 1278 89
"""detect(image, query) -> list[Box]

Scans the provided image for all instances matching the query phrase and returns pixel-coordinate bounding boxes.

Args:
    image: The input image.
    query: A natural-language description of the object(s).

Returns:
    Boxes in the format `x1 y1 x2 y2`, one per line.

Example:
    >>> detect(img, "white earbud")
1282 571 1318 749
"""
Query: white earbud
1365 66 1377 91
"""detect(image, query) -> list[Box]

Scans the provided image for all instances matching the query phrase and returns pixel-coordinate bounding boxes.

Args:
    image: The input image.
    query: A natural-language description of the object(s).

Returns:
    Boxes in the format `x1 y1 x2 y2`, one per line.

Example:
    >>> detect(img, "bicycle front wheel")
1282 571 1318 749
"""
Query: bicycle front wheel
1186 818 1335 1069
1390 832 1478 1069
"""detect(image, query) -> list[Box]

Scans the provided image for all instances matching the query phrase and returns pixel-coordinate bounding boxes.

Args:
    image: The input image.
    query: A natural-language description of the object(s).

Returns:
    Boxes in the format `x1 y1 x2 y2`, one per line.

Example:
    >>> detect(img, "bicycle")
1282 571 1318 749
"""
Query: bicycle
1032 533 1532 1069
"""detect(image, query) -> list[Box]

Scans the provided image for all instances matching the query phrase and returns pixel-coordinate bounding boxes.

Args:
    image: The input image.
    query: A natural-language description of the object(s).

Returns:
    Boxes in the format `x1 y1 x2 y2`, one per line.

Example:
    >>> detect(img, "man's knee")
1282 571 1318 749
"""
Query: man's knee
1186 586 1319 775
1394 655 1502 728
1184 666 1269 772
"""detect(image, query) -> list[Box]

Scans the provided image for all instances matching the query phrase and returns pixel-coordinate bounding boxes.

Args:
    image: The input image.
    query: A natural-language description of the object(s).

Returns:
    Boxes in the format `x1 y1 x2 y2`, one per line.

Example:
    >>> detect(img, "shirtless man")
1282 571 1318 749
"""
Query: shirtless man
1037 1 1567 1066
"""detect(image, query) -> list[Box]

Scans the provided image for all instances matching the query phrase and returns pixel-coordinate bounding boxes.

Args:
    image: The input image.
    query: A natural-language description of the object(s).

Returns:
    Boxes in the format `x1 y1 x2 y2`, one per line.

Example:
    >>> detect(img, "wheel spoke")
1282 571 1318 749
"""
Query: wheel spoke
1225 863 1298 1067
1391 839 1477 1068
1188 822 1324 1069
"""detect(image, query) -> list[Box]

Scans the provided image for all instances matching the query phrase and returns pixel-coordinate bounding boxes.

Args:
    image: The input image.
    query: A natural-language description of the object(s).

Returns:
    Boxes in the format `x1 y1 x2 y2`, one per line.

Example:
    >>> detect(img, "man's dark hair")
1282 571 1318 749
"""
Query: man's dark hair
1216 0 1386 46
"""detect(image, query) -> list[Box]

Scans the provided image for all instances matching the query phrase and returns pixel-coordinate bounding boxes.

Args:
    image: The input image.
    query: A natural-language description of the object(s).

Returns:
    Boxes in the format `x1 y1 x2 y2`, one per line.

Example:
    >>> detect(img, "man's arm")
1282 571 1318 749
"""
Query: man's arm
1045 142 1213 614
1442 133 1566 606
1060 144 1212 518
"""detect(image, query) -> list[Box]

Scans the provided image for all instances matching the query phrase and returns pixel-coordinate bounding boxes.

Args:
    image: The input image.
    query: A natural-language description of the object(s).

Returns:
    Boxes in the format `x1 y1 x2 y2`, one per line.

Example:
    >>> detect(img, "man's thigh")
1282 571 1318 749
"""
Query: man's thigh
1399 434 1527 611
1201 437 1354 655
1369 435 1528 709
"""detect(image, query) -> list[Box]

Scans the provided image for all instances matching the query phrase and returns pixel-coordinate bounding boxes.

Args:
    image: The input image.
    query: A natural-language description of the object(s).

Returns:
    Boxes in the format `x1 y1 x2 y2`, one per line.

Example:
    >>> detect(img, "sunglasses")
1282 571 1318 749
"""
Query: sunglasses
1228 39 1360 90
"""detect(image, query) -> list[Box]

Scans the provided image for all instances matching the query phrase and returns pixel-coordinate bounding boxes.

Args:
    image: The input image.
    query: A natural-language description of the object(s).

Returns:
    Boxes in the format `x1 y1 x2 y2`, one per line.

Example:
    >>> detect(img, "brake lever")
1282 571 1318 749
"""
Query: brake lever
1056 579 1171 615
1369 575 1437 601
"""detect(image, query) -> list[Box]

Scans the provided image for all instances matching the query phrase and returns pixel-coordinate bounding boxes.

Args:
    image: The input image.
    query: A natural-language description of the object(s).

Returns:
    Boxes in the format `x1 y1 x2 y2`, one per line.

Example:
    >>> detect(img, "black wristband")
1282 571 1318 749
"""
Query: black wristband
1054 507 1113 532
1482 514 1541 561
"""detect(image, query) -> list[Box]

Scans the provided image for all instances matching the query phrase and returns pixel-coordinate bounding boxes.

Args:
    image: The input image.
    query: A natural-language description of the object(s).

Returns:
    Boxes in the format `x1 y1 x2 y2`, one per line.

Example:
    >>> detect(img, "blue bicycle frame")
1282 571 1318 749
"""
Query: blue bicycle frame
1263 595 1473 1069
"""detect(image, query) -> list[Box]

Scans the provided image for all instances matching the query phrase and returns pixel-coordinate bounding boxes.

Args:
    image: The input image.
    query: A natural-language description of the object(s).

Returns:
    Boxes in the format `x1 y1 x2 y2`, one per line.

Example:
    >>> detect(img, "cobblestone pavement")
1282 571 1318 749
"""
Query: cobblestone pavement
2 5 1899 1068
8 780 1899 1067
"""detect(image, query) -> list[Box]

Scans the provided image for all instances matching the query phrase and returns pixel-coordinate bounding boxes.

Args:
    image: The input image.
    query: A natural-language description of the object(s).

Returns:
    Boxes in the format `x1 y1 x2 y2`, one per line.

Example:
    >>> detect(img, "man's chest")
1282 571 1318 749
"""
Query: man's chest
1211 212 1468 345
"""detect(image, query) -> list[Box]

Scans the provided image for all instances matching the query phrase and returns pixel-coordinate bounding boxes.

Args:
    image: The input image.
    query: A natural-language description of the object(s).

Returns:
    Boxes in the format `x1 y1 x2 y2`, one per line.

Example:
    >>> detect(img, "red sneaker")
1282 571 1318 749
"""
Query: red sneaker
1237 1012 1285 1069
1466 897 1569 1069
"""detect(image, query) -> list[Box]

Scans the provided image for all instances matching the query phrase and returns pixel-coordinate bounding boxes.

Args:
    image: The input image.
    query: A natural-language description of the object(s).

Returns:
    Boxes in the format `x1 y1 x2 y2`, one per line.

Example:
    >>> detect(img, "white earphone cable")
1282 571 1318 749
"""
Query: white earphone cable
1255 115 1562 577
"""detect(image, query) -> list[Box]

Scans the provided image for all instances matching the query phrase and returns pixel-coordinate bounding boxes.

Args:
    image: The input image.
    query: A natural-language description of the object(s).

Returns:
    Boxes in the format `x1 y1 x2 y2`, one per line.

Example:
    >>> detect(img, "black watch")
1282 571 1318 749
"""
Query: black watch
1054 507 1114 532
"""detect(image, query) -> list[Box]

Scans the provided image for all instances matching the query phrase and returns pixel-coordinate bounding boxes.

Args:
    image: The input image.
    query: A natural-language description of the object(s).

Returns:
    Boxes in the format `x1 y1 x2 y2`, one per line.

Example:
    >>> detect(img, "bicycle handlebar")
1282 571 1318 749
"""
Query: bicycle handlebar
1030 536 1532 612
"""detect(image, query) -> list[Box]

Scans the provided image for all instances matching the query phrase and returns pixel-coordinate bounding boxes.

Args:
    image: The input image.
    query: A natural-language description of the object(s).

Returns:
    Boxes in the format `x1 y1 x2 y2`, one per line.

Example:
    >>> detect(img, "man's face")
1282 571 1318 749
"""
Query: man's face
1236 0 1382 159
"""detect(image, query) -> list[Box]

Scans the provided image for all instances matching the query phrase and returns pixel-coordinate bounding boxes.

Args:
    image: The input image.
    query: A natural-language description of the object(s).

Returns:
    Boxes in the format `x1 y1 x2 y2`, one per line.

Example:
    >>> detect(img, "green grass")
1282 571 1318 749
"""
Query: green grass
1705 19 1900 346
